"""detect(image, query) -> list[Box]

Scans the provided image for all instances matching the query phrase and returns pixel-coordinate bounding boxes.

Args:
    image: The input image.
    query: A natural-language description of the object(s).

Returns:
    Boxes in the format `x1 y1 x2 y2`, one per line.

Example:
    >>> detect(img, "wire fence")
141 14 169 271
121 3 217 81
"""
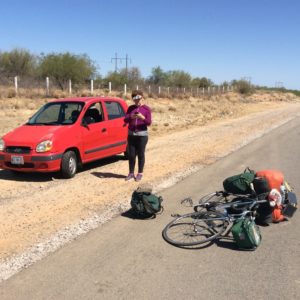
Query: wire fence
0 76 234 99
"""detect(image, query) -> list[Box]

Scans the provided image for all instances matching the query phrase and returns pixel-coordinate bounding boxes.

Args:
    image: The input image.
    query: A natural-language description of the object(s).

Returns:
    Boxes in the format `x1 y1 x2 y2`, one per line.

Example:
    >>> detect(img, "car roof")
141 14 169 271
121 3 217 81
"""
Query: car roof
49 96 125 104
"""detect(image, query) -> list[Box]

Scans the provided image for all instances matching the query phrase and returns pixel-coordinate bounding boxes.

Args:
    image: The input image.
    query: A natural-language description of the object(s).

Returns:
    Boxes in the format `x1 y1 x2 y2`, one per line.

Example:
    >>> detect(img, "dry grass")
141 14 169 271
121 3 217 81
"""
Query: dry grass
0 91 299 138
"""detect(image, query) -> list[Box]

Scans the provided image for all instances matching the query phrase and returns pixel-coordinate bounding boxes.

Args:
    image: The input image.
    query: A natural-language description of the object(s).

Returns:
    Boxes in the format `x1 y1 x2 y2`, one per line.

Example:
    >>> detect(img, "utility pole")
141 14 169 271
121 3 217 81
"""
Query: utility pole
111 53 131 73
111 53 122 72
124 54 131 76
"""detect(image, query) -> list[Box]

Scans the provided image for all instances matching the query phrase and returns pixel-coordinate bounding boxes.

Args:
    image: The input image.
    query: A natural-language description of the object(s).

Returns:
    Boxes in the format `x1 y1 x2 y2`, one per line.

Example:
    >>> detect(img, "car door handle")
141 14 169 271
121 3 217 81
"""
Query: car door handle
101 128 107 132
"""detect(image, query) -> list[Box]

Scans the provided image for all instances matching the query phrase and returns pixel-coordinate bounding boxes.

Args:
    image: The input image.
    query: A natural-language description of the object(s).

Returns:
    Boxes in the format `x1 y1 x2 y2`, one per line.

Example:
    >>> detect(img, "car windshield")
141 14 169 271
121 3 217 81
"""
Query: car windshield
26 102 85 125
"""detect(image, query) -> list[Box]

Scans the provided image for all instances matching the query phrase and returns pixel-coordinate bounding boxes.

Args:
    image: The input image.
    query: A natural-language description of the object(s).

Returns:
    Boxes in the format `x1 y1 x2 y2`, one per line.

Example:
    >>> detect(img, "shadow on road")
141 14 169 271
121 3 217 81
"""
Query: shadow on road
81 155 125 172
214 236 240 251
91 172 126 179
0 155 126 182
0 169 55 182
121 209 157 220
160 232 254 251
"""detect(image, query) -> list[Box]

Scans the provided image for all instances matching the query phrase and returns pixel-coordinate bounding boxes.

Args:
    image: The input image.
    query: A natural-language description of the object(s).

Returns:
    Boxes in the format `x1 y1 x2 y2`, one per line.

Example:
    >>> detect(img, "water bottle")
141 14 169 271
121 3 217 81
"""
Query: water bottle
280 184 286 203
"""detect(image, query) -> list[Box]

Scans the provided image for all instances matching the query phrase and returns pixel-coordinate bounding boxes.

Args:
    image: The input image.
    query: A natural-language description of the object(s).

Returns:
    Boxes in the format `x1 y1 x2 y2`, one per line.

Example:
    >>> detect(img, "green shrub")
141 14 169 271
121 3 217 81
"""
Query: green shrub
235 80 253 94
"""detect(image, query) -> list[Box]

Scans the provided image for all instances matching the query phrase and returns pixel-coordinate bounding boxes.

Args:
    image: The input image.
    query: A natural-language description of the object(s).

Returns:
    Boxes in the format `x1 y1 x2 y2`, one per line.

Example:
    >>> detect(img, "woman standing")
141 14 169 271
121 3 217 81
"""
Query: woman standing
124 90 152 181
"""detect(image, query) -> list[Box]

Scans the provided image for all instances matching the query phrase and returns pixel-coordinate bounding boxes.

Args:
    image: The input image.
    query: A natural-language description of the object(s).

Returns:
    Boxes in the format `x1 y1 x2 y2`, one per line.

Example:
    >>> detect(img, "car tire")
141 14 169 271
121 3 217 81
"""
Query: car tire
61 150 77 178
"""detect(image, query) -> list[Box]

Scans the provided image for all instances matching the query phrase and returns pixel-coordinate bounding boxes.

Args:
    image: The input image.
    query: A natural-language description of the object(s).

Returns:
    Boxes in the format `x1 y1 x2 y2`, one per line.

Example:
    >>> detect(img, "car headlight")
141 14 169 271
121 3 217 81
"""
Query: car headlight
36 140 53 153
0 139 5 151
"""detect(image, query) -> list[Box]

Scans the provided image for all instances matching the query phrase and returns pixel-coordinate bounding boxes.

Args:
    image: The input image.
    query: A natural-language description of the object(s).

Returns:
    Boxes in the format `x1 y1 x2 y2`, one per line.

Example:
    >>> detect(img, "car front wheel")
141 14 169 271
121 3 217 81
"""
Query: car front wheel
61 151 77 178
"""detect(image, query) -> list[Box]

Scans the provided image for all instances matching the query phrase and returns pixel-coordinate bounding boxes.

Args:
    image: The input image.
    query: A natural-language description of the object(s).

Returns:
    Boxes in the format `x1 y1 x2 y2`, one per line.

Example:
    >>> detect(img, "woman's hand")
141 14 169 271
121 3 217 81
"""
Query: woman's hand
132 112 145 120
135 112 145 120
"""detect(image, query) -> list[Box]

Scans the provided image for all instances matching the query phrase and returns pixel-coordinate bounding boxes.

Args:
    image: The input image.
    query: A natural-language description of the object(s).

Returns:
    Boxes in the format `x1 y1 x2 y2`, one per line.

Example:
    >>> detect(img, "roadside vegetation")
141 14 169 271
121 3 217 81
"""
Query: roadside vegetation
1 48 297 99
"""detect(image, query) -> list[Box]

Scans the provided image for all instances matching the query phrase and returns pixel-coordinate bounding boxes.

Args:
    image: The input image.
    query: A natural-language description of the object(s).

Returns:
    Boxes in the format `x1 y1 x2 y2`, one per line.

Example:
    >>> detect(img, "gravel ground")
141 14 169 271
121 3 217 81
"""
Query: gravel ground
0 99 300 282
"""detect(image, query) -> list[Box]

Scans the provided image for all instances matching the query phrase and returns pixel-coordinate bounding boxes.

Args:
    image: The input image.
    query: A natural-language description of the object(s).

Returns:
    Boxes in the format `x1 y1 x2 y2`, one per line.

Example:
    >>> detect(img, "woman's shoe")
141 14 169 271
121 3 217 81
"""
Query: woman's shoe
125 173 135 181
135 173 143 182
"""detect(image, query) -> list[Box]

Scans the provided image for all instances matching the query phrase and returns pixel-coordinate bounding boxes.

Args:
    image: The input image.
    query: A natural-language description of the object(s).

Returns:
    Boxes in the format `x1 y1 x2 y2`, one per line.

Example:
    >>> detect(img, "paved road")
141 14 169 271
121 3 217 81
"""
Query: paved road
1 117 300 300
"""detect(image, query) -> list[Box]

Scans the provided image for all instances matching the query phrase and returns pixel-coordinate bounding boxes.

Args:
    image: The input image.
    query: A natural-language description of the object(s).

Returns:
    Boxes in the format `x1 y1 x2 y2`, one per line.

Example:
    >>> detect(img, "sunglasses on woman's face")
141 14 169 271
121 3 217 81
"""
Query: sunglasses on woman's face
132 95 142 100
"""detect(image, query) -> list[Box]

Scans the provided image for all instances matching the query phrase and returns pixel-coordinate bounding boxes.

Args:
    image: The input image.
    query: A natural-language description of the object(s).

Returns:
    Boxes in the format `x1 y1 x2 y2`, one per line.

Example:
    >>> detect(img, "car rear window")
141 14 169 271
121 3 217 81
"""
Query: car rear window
104 101 125 120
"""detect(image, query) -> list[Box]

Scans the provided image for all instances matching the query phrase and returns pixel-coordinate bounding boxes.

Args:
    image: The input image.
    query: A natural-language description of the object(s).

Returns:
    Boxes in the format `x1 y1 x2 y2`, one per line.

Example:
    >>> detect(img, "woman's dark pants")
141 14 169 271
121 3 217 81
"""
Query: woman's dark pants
127 135 148 174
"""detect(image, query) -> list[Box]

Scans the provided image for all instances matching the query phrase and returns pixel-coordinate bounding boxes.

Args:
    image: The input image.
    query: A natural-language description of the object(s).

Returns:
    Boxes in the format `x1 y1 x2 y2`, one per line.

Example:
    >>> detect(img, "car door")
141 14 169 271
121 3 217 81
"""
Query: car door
103 100 127 155
80 101 111 162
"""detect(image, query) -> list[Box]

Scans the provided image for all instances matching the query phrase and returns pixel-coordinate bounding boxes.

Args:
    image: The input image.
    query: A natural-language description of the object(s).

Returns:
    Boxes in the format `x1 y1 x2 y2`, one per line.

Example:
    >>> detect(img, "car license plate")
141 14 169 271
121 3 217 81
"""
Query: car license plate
11 155 24 165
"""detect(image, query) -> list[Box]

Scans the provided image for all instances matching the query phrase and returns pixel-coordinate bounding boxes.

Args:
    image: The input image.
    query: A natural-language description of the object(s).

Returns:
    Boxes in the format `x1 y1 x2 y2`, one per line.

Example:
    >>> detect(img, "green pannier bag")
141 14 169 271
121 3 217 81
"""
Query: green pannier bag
130 189 163 218
231 217 262 250
223 167 255 195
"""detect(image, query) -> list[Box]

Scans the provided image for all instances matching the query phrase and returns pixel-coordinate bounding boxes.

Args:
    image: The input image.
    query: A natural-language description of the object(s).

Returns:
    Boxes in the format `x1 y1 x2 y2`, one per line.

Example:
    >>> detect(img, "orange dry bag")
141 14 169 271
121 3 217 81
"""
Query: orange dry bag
272 206 285 223
255 170 284 191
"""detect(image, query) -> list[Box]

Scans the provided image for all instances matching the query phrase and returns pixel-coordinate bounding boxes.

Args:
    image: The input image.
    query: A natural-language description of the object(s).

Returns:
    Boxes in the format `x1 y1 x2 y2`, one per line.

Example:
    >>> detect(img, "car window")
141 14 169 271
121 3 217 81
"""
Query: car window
83 102 104 124
104 101 125 120
36 104 60 123
64 104 82 124
28 102 84 125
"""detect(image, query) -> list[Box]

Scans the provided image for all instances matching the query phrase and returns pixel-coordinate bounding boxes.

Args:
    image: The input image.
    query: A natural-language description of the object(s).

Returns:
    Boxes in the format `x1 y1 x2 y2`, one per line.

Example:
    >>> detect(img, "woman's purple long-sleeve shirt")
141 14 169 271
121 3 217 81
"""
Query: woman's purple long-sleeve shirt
124 104 152 132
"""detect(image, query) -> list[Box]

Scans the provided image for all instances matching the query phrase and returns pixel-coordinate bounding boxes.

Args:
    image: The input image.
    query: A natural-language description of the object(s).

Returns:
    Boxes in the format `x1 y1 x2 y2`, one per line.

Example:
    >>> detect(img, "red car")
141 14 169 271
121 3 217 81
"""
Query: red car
0 97 128 178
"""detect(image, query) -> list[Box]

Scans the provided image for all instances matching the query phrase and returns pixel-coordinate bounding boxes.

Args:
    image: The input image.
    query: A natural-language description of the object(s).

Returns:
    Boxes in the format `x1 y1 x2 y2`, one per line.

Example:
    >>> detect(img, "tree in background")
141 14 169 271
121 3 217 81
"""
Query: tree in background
38 52 97 90
104 67 144 89
148 66 167 85
120 67 144 87
166 70 192 88
221 81 229 87
0 48 37 78
104 71 127 89
191 77 213 88
232 79 253 94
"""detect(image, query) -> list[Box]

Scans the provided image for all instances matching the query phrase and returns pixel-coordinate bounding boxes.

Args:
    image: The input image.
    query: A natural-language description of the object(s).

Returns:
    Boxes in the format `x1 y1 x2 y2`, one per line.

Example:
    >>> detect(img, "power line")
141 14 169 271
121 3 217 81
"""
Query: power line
275 81 284 88
111 53 131 73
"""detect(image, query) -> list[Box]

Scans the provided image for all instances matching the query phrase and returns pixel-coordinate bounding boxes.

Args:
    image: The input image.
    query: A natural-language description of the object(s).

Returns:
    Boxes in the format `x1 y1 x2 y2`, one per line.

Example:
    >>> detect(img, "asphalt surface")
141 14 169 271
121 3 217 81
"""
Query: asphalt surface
1 117 300 300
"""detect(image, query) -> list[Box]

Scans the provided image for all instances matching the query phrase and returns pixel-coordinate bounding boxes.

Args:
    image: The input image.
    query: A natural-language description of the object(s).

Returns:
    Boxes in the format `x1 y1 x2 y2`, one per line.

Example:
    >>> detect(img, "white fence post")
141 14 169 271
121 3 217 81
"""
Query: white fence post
68 79 72 95
183 87 186 94
124 83 127 95
90 79 94 94
158 86 161 94
208 86 210 95
136 85 139 90
148 85 151 94
202 87 205 95
108 82 111 93
46 77 49 96
14 76 18 95
167 87 170 95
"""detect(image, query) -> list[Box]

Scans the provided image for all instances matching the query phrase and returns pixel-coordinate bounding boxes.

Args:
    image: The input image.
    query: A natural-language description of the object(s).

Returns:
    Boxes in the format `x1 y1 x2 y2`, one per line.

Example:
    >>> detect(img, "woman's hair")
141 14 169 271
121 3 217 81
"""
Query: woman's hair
131 90 143 98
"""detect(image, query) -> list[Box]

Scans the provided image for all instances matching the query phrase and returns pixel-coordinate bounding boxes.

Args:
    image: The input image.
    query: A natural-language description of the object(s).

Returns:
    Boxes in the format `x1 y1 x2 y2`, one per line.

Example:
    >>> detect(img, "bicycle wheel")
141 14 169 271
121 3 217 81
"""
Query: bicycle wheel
194 192 229 212
199 192 228 205
162 210 228 247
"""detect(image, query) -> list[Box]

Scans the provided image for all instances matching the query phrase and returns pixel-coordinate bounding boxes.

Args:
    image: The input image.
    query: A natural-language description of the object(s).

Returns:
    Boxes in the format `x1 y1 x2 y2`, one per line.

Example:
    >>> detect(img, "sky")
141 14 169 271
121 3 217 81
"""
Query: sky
0 0 299 89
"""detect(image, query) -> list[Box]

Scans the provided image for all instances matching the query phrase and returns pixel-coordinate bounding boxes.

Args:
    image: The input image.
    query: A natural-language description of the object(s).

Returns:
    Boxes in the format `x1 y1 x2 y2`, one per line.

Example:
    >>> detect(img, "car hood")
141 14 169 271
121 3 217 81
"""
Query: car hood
3 125 68 147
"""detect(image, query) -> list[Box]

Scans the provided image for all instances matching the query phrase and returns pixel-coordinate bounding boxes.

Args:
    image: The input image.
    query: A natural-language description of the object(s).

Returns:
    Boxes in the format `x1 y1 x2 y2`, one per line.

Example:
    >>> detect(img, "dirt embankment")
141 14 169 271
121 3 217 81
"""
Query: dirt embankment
0 91 300 281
